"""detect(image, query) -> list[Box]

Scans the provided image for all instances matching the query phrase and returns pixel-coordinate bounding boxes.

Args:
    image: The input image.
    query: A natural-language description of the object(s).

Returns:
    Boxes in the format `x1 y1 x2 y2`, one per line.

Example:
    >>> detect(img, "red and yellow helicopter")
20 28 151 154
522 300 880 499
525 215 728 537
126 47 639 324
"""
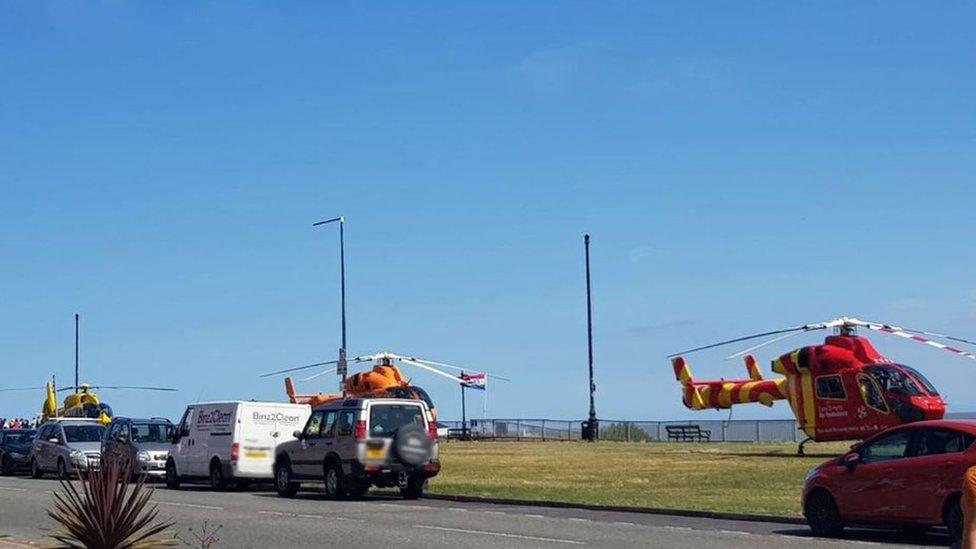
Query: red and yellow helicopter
670 317 976 452
261 351 504 420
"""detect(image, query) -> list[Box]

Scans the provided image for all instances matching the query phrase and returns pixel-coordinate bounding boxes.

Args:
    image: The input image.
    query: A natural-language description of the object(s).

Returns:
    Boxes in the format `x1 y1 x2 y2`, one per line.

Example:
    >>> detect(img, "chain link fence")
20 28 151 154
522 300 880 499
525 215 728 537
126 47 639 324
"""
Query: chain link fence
439 418 804 442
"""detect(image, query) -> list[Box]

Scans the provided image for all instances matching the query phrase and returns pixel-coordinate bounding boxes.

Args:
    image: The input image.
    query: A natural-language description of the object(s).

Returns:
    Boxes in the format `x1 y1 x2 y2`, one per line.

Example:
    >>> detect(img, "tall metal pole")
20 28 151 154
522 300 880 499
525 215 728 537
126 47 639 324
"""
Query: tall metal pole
74 313 80 393
584 234 598 441
460 370 468 440
313 216 348 392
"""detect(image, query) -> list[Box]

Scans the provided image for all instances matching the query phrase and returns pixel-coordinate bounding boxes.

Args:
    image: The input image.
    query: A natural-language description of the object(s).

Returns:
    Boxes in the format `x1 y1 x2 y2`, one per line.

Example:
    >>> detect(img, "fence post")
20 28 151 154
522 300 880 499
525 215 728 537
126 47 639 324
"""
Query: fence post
542 419 546 442
516 419 521 441
756 420 760 441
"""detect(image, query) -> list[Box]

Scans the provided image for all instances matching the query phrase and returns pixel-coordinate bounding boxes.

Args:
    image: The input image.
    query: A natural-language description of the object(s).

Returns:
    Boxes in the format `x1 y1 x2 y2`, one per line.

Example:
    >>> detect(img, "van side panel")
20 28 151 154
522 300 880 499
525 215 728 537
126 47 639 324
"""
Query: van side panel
192 403 237 476
234 403 310 478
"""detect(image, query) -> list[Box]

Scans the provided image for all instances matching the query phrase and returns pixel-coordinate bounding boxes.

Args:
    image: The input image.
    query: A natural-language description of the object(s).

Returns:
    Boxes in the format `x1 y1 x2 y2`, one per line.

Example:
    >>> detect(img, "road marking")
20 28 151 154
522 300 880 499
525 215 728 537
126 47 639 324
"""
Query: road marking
525 513 545 519
567 517 590 522
612 521 636 527
716 530 752 536
414 525 584 545
157 501 224 510
0 487 27 492
257 511 363 522
446 507 468 512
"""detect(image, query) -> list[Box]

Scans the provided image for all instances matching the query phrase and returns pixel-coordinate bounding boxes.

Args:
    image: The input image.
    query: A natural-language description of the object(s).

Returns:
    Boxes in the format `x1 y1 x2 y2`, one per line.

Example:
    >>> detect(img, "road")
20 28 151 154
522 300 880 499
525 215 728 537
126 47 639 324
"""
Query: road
0 475 946 548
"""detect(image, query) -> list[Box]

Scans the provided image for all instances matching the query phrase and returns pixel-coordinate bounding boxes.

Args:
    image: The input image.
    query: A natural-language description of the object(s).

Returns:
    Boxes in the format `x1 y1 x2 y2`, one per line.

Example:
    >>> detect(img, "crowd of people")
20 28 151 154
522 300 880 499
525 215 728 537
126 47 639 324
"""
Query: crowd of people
0 417 37 430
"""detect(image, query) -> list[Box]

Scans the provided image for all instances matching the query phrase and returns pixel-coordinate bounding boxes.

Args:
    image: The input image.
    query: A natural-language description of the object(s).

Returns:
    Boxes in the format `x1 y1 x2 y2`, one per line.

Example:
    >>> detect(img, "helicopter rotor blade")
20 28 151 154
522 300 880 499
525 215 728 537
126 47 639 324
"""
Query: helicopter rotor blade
0 386 45 392
412 357 510 381
58 385 178 392
724 329 811 360
399 359 469 385
861 323 976 361
260 360 340 378
299 366 339 382
668 326 809 358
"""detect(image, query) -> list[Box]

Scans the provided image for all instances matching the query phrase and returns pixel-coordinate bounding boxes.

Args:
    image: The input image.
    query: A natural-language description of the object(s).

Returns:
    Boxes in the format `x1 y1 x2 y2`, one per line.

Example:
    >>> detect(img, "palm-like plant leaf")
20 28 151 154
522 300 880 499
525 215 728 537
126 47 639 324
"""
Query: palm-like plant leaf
48 457 176 548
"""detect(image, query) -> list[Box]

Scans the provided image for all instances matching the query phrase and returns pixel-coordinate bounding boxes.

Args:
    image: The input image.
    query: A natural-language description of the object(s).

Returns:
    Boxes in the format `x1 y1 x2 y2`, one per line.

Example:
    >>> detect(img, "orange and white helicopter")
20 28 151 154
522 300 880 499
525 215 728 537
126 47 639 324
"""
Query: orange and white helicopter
260 351 506 420
670 317 976 452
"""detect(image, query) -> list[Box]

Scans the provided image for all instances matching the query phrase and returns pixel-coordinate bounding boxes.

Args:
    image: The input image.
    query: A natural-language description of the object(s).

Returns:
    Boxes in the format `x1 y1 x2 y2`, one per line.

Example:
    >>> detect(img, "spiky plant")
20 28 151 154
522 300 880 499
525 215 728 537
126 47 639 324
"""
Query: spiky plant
48 457 175 548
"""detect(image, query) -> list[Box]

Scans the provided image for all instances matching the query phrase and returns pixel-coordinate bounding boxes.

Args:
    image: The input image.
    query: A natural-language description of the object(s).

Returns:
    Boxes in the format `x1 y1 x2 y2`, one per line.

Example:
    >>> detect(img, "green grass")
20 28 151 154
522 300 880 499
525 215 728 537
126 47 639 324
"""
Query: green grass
429 441 851 517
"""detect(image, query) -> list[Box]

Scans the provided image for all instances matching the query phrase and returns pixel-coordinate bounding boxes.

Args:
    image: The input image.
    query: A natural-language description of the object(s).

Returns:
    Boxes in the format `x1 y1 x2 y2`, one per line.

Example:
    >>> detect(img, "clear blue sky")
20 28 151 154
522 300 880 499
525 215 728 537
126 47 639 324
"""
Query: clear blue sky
2 2 974 423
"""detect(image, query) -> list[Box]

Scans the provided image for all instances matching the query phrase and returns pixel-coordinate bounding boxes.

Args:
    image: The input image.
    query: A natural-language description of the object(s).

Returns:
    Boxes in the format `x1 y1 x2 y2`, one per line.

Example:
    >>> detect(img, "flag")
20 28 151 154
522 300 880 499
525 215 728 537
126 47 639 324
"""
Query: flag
461 372 487 390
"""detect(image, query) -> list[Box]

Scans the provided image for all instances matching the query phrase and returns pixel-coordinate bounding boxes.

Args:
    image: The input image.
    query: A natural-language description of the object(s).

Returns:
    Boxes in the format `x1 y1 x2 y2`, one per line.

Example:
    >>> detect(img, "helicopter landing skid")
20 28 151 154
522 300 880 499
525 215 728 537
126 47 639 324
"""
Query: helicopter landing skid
797 437 813 456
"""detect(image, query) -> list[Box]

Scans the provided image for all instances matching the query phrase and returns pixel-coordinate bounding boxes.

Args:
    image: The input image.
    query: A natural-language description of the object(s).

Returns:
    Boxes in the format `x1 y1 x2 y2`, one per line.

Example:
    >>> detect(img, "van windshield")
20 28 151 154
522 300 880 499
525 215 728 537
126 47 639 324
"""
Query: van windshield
368 404 425 437
132 423 174 443
63 425 106 443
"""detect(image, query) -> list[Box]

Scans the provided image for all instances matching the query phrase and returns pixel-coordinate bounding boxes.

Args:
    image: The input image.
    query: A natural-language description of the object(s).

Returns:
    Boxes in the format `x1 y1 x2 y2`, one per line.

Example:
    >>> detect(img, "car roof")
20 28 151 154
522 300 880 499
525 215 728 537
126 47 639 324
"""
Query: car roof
112 417 173 424
1 429 35 434
312 398 429 412
866 420 976 439
43 418 104 426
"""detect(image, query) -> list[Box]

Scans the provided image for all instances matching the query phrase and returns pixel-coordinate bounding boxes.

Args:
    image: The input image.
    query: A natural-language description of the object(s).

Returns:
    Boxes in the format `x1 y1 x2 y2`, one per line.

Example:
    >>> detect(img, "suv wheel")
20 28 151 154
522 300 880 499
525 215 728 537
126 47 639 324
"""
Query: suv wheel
164 459 180 489
323 461 344 499
274 462 299 498
400 474 426 500
805 490 843 537
0 454 11 476
945 496 964 544
209 460 228 491
30 458 43 479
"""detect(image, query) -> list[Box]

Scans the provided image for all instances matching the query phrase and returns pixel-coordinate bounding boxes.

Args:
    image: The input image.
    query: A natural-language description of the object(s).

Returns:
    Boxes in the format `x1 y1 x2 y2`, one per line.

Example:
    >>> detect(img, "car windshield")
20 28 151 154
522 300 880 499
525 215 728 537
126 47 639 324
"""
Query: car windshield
63 425 106 443
864 364 924 396
898 364 939 396
131 423 174 443
369 404 425 437
3 432 34 444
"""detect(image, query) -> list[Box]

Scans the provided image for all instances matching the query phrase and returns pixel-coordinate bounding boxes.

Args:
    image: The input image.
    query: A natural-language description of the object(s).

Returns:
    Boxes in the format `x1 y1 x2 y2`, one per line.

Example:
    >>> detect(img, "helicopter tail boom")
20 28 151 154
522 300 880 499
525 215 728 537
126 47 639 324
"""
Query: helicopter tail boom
672 356 787 410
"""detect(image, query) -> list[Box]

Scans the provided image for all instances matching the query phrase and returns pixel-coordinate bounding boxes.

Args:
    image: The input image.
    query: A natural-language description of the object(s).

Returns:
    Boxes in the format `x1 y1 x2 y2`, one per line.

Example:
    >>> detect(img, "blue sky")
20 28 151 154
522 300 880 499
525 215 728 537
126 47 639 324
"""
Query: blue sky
2 2 974 423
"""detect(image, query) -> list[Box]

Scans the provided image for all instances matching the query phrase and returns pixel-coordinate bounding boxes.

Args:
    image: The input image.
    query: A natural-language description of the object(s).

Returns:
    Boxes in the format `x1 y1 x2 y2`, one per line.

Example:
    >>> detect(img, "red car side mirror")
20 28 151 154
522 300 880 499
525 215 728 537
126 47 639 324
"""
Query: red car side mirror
844 452 861 472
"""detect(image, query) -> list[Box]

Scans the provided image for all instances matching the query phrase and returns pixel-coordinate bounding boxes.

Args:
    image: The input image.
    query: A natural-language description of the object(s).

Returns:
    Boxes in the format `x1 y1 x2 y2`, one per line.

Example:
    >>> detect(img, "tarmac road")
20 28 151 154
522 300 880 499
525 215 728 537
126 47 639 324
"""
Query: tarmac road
0 475 946 548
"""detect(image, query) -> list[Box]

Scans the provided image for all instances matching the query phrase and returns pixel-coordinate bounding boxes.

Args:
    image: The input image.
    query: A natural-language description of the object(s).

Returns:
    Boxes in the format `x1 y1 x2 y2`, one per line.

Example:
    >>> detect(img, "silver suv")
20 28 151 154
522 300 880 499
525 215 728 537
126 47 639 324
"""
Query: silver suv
101 417 175 478
31 419 106 478
273 398 440 500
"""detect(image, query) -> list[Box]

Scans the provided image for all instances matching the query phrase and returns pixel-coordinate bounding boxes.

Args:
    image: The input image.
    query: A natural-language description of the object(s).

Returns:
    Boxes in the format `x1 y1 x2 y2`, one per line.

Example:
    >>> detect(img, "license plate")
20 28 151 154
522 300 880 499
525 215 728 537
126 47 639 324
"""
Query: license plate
244 450 268 459
366 447 386 459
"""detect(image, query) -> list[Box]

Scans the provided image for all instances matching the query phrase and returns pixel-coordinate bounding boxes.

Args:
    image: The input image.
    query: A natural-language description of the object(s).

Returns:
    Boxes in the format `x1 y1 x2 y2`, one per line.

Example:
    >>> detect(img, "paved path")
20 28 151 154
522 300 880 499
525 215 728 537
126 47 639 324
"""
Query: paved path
0 476 945 548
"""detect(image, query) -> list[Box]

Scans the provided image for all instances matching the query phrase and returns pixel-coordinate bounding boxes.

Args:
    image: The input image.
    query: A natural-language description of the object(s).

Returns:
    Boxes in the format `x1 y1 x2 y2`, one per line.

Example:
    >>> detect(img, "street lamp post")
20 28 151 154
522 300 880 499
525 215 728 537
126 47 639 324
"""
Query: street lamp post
582 234 599 441
312 216 348 391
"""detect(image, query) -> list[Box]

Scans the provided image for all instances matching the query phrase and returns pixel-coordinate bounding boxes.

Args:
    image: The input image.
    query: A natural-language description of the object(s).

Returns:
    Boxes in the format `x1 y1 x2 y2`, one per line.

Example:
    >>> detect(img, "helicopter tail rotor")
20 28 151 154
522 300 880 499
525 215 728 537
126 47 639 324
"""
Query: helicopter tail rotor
744 355 763 380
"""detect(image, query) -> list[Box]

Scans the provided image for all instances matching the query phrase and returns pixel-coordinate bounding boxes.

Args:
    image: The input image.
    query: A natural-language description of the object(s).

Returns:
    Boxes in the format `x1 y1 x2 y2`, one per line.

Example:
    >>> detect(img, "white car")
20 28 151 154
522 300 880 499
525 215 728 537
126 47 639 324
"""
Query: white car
165 401 310 490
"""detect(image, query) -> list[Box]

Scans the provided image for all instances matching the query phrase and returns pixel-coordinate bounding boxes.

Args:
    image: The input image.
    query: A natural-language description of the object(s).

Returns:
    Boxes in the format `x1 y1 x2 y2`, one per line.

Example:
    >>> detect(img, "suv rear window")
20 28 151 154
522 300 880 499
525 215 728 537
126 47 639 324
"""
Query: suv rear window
368 404 425 438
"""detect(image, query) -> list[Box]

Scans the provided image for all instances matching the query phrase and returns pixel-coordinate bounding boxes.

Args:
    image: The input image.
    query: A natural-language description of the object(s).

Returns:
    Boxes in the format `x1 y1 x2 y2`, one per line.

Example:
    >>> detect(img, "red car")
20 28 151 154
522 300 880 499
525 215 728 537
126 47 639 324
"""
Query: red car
803 419 976 542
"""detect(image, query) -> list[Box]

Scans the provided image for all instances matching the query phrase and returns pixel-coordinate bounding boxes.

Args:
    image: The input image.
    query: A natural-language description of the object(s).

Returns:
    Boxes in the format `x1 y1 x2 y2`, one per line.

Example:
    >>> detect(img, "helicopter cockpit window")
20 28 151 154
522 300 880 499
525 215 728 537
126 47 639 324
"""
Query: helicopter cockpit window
864 365 924 397
412 386 435 410
816 376 846 400
857 374 889 413
898 365 939 396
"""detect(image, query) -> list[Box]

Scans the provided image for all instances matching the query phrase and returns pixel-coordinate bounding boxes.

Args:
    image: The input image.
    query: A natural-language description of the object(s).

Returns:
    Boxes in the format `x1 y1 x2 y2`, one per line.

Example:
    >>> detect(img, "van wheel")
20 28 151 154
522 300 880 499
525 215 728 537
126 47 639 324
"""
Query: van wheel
57 458 69 480
30 458 43 479
945 496 964 543
274 462 299 498
164 459 180 489
1 455 11 476
323 462 343 499
209 460 228 491
400 474 426 500
805 490 843 537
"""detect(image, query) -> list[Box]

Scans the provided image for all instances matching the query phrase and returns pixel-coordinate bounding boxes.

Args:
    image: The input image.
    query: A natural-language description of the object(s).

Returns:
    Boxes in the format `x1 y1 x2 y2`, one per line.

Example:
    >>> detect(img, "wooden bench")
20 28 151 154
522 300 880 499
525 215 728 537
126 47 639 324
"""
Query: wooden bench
666 424 711 442
447 428 473 441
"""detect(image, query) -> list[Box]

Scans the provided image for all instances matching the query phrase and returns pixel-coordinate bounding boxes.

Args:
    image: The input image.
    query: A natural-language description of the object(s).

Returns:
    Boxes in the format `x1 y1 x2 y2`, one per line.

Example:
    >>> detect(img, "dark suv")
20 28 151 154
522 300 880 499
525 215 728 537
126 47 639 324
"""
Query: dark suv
273 398 440 500
0 429 37 475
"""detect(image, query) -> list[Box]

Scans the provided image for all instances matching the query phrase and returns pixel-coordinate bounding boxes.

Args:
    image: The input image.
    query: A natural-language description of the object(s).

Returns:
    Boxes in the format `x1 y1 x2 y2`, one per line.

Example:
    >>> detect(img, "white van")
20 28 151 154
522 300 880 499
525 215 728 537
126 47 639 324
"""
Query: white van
165 401 310 490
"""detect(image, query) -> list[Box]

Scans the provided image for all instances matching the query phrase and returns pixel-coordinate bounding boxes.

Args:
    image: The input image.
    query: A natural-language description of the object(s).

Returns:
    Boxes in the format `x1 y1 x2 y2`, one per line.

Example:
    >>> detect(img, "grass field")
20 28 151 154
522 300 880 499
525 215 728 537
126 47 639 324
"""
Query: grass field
428 441 851 518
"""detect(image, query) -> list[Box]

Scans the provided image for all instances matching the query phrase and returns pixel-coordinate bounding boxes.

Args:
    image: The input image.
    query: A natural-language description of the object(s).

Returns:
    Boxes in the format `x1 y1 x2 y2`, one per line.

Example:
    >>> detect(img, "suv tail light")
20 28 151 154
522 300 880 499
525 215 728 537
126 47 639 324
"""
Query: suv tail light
230 443 239 464
427 420 438 441
354 420 367 441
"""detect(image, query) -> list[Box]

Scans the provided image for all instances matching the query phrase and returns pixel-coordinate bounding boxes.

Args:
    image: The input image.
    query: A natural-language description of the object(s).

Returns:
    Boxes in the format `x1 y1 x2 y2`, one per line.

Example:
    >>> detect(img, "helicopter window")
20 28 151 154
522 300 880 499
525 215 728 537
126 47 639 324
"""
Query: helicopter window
860 430 911 463
864 365 923 397
815 376 846 400
857 374 889 414
412 386 436 410
898 365 939 396
63 425 106 443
